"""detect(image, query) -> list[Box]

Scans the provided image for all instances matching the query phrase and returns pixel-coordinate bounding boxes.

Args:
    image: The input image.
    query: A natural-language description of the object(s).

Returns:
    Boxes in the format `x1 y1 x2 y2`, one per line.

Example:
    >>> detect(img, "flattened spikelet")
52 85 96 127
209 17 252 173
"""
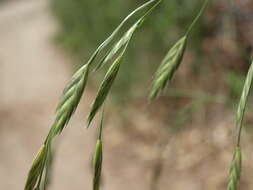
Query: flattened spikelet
93 138 103 190
93 140 103 190
87 56 123 127
53 64 90 136
88 0 161 126
92 116 104 190
149 36 187 99
149 0 209 100
94 21 140 71
227 147 242 190
24 65 89 190
25 145 46 190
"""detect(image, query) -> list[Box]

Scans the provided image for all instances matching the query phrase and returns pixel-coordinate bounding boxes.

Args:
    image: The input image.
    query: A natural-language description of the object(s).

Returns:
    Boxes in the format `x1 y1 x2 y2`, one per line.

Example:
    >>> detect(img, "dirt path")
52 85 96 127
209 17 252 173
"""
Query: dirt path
0 1 97 189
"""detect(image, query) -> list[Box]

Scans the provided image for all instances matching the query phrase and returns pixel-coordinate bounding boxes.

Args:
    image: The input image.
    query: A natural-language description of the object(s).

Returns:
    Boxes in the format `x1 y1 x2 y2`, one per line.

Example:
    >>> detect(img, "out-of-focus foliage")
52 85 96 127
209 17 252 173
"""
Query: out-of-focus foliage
51 0 208 102
225 71 245 98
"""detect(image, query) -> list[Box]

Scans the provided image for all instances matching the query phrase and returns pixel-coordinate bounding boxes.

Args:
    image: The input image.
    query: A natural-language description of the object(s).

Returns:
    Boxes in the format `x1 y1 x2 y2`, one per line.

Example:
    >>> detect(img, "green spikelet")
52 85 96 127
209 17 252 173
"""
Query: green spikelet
87 55 123 127
149 0 209 100
93 140 103 190
24 145 46 190
24 64 90 190
92 116 104 190
94 20 141 71
53 63 90 136
227 147 242 190
149 36 187 99
87 0 161 126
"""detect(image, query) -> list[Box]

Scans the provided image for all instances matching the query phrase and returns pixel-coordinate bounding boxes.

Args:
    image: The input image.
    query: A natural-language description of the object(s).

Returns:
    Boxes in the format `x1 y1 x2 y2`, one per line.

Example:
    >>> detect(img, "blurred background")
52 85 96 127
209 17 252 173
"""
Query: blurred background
1 0 253 189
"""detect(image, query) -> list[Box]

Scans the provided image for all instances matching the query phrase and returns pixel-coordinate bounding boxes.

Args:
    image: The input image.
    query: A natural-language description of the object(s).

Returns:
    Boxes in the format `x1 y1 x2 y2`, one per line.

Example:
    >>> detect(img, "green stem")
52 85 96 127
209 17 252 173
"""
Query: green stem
186 0 210 36
137 0 162 29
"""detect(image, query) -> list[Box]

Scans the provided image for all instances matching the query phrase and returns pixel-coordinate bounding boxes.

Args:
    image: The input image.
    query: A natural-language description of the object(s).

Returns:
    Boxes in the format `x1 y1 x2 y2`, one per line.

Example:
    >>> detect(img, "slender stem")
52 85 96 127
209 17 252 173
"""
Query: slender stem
96 0 159 51
236 61 253 146
98 112 104 140
137 0 162 29
186 0 210 36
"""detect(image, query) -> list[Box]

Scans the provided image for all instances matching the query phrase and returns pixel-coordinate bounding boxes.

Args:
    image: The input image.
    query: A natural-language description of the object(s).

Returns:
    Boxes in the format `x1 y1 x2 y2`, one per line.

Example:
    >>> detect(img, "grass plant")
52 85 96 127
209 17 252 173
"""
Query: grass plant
24 0 253 190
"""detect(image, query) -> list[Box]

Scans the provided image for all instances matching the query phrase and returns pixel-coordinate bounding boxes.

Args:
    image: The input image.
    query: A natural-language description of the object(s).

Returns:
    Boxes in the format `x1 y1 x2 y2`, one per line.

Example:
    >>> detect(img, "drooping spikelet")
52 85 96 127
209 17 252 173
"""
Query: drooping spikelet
227 147 242 190
149 36 187 99
87 56 123 127
92 115 104 190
